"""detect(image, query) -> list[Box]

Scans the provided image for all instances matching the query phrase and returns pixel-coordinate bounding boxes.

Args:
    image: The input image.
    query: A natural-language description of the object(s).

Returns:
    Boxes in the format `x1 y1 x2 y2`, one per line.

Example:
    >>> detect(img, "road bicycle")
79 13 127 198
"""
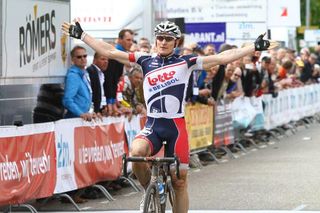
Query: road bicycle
123 148 180 213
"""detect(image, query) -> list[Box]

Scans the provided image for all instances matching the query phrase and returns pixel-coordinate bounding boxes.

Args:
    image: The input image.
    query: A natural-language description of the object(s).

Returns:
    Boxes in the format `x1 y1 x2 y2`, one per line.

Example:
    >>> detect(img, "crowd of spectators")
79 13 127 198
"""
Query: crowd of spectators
62 33 320 126
34 27 320 202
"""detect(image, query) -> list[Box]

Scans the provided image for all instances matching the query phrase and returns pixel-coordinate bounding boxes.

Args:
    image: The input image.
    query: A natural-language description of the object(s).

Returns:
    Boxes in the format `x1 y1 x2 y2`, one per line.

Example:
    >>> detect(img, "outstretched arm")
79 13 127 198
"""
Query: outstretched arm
202 44 254 70
62 22 130 65
202 33 277 70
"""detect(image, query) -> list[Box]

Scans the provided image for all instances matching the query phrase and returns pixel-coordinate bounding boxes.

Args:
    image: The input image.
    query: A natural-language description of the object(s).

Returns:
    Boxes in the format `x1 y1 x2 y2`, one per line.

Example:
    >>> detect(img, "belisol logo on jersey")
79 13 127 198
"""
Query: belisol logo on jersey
147 71 179 91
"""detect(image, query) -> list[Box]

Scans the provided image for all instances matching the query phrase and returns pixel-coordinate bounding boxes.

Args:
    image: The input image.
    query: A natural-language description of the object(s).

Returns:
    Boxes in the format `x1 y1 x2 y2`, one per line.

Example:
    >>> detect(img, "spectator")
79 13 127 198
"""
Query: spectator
182 43 197 55
276 48 287 65
203 44 216 56
138 37 151 50
218 43 233 53
104 29 134 116
225 66 244 100
312 64 320 83
278 60 293 80
260 57 277 96
63 45 96 121
139 44 151 53
241 55 261 97
87 52 108 115
197 65 218 105
122 67 146 116
260 56 271 78
309 53 318 67
211 63 237 100
299 48 313 83
211 43 234 100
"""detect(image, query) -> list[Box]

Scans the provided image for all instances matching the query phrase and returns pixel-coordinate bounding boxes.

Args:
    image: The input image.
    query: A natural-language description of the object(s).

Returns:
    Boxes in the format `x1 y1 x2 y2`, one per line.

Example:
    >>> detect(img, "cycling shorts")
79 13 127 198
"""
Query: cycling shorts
135 116 189 169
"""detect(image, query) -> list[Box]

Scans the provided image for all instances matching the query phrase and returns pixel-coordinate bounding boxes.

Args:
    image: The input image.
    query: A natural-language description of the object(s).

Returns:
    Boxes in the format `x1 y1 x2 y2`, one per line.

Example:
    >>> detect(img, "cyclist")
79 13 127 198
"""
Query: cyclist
62 20 272 213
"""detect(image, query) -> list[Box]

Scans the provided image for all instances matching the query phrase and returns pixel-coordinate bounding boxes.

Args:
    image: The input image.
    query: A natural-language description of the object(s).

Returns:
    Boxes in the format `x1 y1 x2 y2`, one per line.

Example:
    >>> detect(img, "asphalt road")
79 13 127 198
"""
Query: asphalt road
7 120 320 212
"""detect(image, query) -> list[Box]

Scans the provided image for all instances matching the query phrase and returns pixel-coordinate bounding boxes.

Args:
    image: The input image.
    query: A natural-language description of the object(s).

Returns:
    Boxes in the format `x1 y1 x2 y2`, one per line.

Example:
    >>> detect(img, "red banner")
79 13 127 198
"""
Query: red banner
74 122 126 189
0 132 56 205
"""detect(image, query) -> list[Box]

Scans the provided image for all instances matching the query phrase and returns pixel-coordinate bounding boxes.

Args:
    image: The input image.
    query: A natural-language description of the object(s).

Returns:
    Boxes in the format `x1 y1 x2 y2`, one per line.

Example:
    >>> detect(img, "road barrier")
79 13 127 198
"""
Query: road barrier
1 85 320 207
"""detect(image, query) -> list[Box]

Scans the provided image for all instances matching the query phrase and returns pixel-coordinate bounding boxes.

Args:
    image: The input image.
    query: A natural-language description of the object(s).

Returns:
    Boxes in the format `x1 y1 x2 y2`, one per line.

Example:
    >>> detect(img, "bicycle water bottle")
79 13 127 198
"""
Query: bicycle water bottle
158 182 165 204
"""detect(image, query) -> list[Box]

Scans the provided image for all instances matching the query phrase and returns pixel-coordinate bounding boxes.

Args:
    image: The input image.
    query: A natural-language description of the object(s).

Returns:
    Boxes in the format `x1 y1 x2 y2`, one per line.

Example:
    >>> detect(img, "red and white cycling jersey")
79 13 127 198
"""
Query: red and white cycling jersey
129 52 203 119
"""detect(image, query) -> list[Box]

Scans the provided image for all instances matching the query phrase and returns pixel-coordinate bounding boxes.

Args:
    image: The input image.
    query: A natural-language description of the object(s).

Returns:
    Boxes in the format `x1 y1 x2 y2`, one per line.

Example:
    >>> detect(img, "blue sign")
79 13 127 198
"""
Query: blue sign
185 22 226 51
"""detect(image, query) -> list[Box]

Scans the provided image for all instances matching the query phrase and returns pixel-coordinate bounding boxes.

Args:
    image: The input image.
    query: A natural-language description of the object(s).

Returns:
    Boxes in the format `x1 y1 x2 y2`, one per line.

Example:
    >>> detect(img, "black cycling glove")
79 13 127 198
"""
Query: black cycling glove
254 33 270 51
69 22 84 40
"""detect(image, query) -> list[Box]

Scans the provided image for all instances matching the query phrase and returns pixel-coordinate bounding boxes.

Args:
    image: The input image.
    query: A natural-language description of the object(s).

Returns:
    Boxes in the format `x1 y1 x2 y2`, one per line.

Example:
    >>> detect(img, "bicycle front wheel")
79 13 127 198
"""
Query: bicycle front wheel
143 183 161 213
167 180 176 210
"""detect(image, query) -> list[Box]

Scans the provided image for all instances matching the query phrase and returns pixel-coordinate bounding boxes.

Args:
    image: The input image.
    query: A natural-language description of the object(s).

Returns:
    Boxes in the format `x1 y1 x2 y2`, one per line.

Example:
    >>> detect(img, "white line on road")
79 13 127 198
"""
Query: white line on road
39 210 319 213
80 206 92 210
292 204 307 211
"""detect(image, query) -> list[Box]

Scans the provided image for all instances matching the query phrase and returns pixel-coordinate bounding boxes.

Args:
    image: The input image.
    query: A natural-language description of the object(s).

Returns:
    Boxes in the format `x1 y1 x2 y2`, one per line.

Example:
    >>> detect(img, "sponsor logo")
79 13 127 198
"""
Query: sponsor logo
147 71 176 86
152 78 179 91
19 5 57 68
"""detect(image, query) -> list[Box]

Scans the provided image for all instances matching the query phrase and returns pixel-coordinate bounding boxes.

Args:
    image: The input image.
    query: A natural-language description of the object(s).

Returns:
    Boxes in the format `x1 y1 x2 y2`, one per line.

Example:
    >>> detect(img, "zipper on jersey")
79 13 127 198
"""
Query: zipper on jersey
160 57 164 113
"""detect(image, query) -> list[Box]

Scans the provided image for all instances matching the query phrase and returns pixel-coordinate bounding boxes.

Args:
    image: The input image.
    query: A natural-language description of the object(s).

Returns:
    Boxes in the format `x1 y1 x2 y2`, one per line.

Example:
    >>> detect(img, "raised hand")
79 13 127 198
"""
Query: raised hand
254 33 270 51
62 21 85 40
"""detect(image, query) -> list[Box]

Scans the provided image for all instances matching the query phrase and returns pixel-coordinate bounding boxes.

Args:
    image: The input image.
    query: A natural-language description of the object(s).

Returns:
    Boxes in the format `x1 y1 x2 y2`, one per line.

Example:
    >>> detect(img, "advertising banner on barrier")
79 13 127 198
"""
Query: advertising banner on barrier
214 100 234 147
262 85 320 130
0 123 56 205
231 97 257 129
74 120 125 189
250 96 265 131
185 103 213 151
54 119 78 193
54 117 125 193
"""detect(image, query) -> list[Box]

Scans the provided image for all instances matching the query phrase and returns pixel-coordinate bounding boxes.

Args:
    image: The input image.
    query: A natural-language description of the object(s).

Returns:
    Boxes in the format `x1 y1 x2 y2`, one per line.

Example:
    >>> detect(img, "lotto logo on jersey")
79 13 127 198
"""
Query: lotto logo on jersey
147 71 176 86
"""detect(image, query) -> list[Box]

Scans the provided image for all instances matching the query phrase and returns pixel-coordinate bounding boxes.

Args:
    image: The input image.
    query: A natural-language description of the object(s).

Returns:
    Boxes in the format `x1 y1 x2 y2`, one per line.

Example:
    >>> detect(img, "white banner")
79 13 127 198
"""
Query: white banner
71 0 144 31
262 84 320 130
231 97 257 129
267 0 301 27
166 0 267 23
304 30 320 42
54 118 79 194
227 22 267 40
2 0 70 80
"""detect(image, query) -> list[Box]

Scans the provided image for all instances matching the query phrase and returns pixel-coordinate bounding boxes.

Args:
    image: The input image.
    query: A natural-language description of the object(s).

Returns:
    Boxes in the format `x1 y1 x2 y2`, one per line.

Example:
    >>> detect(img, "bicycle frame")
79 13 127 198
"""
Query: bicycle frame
122 154 180 213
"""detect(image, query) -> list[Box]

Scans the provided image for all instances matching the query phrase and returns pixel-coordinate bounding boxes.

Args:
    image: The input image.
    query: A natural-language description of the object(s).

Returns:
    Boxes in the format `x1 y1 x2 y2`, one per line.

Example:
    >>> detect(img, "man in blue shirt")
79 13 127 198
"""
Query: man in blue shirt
63 45 96 121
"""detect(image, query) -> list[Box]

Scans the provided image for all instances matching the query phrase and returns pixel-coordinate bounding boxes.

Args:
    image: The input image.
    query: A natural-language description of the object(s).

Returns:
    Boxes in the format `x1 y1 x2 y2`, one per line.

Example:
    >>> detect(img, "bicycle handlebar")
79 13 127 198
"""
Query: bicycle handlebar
122 154 180 178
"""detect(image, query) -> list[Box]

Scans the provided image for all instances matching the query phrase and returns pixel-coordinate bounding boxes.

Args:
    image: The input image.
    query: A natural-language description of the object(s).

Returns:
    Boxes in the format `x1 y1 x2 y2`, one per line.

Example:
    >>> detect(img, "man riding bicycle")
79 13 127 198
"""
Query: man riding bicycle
62 20 273 213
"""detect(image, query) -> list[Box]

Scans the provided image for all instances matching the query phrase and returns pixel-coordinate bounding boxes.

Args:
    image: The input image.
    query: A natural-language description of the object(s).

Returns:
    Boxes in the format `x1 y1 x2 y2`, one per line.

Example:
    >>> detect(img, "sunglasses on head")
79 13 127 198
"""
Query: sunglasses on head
156 36 175 42
75 54 87 59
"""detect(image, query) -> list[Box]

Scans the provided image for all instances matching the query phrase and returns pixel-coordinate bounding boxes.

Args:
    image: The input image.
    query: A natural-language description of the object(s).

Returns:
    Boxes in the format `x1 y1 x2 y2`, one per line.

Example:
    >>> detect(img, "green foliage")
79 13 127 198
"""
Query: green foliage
300 0 320 27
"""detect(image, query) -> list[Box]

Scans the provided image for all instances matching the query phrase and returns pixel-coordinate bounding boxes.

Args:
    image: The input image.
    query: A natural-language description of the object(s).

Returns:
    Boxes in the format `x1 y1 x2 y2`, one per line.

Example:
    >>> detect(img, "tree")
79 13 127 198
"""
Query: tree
300 0 320 27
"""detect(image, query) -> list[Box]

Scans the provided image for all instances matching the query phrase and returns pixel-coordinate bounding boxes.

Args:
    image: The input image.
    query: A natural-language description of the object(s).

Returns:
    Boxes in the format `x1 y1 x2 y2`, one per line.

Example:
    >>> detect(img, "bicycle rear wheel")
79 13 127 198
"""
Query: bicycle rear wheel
143 183 161 213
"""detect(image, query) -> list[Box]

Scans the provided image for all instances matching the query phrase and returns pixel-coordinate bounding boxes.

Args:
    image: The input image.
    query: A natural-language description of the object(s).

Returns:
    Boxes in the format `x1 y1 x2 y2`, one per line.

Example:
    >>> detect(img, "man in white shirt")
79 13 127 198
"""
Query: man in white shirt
87 52 108 114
